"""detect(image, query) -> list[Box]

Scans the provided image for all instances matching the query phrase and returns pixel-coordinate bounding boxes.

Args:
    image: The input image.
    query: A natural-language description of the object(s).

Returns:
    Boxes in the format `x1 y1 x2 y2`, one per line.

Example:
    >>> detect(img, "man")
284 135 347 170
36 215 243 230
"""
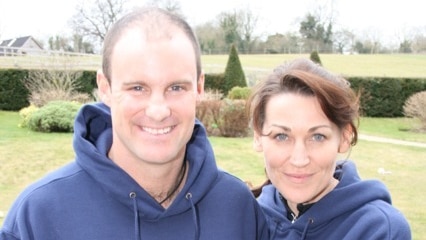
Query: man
0 7 269 240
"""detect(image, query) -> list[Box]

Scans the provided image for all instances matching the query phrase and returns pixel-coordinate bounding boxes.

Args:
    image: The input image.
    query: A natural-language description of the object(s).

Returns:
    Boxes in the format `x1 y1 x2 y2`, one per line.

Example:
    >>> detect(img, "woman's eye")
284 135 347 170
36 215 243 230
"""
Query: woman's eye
312 134 326 142
274 133 288 141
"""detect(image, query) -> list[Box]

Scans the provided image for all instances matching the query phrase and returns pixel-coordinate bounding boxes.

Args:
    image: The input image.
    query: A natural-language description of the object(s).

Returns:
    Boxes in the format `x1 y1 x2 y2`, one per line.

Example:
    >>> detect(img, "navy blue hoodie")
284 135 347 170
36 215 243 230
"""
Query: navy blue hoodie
1 103 269 240
258 161 411 240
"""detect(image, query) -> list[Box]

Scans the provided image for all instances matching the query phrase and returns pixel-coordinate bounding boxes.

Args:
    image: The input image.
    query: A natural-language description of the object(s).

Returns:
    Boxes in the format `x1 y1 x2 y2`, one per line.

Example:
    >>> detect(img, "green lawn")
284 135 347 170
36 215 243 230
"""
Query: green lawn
2 53 426 78
202 54 426 78
1 110 425 239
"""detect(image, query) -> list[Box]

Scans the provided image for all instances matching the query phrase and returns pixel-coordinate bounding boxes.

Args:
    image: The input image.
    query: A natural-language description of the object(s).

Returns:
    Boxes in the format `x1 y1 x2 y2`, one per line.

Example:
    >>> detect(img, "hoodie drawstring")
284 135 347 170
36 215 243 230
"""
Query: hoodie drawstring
300 218 314 240
271 220 279 239
130 192 141 240
186 192 200 240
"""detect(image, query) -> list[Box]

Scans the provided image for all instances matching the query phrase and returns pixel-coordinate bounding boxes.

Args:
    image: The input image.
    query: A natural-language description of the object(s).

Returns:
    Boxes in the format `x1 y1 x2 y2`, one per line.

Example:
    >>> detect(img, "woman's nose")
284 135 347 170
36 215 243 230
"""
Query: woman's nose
289 140 310 167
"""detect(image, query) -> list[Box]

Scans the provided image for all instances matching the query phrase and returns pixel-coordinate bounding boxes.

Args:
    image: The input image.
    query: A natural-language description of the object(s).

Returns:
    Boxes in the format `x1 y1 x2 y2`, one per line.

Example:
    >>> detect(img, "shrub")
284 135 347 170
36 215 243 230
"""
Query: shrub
403 91 426 131
24 69 92 107
0 69 30 110
218 99 249 137
27 101 82 132
18 104 39 128
204 73 225 94
196 100 222 136
310 51 322 65
196 89 223 135
227 86 251 100
223 44 247 95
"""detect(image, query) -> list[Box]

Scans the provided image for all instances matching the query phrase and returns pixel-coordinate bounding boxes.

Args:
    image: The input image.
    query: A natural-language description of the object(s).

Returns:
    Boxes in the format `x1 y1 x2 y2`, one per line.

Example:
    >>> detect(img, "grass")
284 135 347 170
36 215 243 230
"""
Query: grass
359 117 426 143
1 110 425 239
201 54 426 78
2 53 426 78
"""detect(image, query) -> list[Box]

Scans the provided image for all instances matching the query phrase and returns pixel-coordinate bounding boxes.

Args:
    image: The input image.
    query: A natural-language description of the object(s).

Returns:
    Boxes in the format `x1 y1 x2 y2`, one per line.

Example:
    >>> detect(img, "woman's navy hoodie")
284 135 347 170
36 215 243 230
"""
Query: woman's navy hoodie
1 103 269 240
258 160 411 240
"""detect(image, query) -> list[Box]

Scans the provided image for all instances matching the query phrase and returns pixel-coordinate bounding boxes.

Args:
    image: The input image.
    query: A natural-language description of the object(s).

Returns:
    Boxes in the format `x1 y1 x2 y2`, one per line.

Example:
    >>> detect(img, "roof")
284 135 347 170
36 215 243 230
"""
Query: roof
0 36 43 49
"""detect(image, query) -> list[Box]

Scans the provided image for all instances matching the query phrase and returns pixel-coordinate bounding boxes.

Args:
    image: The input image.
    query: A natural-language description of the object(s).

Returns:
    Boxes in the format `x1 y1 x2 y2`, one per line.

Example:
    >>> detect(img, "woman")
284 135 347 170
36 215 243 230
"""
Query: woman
247 58 411 239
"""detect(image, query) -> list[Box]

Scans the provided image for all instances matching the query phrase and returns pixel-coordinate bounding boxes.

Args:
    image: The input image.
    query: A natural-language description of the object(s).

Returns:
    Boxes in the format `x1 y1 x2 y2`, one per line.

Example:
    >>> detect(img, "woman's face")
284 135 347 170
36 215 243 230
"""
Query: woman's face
254 93 350 208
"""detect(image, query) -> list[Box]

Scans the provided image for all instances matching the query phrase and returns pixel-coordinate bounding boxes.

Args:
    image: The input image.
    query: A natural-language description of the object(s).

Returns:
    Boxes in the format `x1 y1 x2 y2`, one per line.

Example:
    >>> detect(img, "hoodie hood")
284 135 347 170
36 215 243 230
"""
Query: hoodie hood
73 102 218 221
258 160 392 239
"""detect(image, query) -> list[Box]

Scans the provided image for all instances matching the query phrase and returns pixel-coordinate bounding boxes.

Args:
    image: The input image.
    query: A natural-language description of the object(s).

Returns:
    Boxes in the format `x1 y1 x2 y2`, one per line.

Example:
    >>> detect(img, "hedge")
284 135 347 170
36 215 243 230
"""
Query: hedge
1 69 426 117
0 69 96 111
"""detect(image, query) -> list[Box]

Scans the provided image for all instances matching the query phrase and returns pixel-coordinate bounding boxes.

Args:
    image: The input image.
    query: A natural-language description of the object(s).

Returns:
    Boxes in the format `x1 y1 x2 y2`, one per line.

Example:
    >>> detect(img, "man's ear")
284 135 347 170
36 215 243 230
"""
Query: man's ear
197 72 205 101
96 70 111 106
253 132 263 152
338 125 353 153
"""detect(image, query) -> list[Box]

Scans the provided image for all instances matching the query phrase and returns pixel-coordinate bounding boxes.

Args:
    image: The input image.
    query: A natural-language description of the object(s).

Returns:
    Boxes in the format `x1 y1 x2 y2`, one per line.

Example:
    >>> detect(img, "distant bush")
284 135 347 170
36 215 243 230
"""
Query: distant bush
196 99 222 136
403 91 426 131
204 73 225 94
0 69 29 110
348 77 426 117
27 101 82 132
196 89 221 135
310 51 322 65
218 99 249 137
18 104 39 128
227 86 251 100
223 44 247 95
24 70 92 107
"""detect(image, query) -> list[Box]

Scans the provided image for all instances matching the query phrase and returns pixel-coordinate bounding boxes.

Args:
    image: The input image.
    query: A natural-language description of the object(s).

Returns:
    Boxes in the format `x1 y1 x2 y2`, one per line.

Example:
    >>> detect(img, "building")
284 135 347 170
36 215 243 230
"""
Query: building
0 36 44 56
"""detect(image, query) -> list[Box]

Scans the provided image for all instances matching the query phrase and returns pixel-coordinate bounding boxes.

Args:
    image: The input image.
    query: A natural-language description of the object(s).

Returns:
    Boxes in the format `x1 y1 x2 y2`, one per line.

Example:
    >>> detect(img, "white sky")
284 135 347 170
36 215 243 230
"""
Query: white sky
0 0 424 47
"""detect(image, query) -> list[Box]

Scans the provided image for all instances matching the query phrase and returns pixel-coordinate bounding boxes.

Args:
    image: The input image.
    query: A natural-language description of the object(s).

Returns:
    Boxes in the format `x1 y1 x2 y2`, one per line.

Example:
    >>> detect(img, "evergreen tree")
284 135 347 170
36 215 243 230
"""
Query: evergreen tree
310 50 322 65
223 44 246 95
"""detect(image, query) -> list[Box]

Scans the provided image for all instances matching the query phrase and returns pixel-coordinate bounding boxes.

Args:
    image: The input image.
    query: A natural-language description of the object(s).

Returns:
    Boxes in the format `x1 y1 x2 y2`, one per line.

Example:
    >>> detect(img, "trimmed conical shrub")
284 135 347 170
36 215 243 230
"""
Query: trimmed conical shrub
310 51 322 65
223 44 246 95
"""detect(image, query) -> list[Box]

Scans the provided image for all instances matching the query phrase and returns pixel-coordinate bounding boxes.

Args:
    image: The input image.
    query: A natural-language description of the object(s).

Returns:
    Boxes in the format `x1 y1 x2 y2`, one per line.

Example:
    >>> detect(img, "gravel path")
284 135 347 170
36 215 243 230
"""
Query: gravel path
359 134 426 148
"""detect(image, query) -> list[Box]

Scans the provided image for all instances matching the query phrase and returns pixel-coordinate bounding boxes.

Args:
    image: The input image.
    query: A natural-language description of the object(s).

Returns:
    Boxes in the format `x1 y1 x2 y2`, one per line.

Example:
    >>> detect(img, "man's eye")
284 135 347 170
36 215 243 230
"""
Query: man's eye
133 86 143 91
170 85 184 91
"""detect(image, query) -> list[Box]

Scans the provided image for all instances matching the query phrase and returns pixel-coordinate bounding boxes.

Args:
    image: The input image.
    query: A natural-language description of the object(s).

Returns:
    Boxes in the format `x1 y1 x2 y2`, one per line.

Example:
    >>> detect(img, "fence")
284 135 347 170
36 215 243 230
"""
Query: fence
0 47 101 71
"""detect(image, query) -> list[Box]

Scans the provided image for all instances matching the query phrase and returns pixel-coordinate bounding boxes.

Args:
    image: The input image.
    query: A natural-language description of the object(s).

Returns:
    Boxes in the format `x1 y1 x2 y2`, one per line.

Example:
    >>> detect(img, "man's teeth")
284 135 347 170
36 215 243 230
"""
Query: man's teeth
143 126 172 135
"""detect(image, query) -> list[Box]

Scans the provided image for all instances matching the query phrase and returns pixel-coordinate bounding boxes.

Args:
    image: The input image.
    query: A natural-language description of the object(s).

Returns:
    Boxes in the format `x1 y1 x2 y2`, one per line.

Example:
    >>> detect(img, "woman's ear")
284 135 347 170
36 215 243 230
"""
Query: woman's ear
253 132 263 152
338 125 353 153
96 70 111 106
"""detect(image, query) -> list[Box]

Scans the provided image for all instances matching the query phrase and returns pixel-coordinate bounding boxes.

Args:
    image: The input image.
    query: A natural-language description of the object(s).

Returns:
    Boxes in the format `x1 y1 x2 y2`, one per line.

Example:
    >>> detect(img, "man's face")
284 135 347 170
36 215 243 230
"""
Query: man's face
98 27 204 166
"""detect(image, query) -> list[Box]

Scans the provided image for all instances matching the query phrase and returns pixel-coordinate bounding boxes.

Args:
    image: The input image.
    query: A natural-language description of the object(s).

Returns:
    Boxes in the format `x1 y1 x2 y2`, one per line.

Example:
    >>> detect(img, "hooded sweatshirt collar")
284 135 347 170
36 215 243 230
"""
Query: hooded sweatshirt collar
258 160 392 239
73 103 218 221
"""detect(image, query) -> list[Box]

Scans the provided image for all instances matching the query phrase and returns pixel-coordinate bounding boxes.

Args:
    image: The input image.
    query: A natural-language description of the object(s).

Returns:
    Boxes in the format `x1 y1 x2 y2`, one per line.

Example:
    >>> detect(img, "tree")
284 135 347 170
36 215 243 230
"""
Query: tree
412 34 426 53
333 29 355 54
70 0 129 49
223 44 246 95
299 13 333 52
146 0 185 19
399 39 412 53
48 35 72 51
23 57 91 107
218 11 241 47
310 51 322 65
195 22 227 54
239 8 258 54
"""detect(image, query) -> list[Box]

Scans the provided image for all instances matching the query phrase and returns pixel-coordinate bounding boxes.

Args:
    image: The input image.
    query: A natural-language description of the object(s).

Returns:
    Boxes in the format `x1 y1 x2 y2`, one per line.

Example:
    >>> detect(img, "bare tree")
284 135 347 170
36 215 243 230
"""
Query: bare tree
146 0 185 18
239 8 258 54
24 55 92 107
195 22 227 54
333 29 355 54
70 0 129 48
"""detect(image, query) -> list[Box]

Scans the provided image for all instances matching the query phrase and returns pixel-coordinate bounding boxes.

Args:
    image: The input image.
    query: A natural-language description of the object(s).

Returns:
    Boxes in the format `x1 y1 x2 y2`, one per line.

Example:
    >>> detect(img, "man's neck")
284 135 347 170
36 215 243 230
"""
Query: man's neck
108 147 188 208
